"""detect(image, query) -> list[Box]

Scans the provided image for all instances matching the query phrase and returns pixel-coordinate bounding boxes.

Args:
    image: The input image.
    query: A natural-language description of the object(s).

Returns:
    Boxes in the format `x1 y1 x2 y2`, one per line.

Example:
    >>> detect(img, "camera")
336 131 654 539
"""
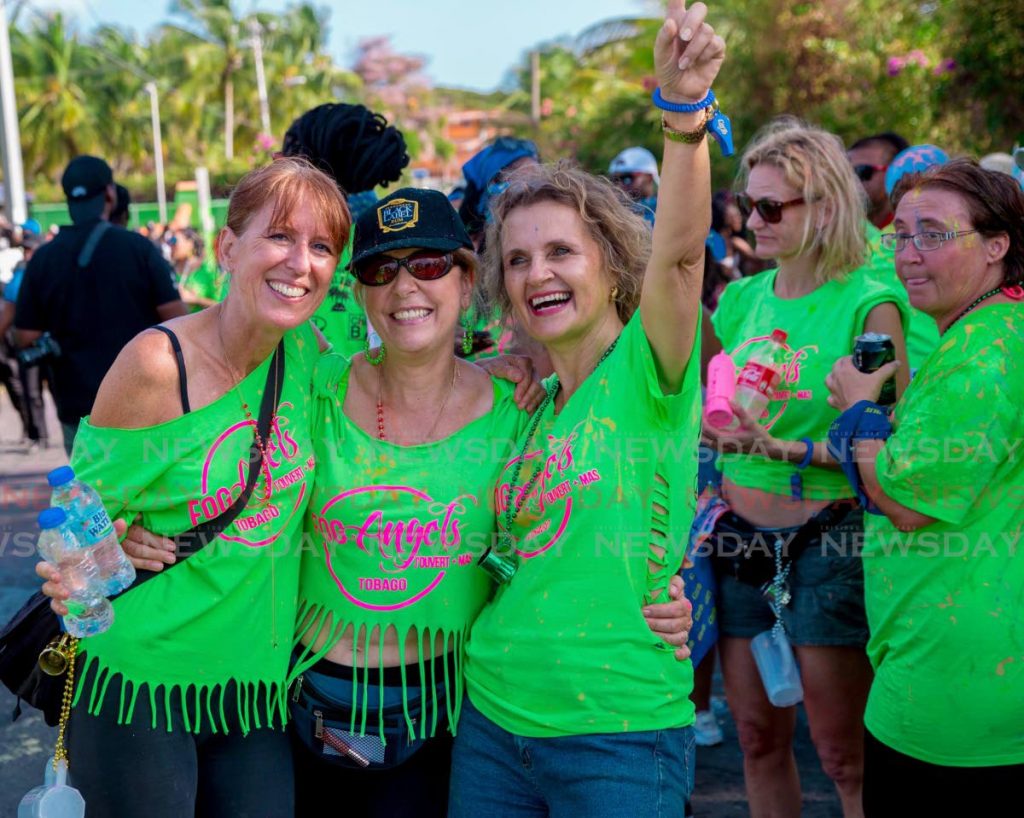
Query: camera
17 333 61 368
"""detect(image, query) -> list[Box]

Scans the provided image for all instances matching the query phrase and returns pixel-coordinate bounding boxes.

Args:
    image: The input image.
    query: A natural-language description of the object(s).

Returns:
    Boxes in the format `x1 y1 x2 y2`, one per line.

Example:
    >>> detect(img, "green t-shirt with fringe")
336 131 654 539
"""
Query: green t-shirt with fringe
68 323 320 733
292 355 526 739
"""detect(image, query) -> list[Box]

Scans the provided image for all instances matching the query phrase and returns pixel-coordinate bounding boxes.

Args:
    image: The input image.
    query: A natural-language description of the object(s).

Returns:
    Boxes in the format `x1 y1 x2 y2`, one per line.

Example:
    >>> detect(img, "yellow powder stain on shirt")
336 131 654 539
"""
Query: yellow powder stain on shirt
995 657 1015 676
577 692 586 702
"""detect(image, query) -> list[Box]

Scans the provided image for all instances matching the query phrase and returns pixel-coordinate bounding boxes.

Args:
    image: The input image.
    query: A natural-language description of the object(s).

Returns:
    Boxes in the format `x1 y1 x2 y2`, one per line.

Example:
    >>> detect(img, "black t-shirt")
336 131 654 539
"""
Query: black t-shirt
14 220 180 423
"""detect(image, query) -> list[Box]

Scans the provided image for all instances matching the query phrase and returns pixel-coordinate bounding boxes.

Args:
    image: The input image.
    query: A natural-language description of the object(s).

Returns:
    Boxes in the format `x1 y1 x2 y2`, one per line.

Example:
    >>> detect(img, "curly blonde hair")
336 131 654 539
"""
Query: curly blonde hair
482 161 651 324
739 118 868 284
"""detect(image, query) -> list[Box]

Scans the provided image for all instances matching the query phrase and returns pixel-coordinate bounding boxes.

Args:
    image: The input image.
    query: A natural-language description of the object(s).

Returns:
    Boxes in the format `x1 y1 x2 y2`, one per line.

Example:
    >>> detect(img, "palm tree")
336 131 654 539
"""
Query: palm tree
164 0 246 160
10 11 99 178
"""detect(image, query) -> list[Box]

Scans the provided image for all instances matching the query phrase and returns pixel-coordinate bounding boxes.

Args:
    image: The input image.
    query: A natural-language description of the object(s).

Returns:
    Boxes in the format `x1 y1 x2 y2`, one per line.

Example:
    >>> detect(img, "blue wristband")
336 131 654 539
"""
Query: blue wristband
789 437 815 500
796 437 815 469
827 402 893 513
652 87 715 113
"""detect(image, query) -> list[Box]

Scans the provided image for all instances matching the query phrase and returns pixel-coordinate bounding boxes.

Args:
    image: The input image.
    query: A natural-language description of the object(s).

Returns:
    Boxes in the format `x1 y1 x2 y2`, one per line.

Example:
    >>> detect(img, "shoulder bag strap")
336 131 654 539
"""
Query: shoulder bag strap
114 338 286 597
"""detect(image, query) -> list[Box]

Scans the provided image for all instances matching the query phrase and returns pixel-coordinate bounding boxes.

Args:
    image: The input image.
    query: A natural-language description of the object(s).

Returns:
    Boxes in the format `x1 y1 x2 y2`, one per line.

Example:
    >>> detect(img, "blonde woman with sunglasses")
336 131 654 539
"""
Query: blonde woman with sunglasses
701 118 911 817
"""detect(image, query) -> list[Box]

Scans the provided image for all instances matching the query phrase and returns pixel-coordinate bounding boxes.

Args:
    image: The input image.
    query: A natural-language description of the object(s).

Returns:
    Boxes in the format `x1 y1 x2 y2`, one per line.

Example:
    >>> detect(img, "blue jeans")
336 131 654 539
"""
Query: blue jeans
449 696 695 818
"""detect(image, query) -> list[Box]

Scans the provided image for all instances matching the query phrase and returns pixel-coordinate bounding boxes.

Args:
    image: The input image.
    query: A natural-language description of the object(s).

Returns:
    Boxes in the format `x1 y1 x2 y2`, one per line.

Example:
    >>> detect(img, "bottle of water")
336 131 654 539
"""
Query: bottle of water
37 508 114 638
48 466 135 595
734 329 789 421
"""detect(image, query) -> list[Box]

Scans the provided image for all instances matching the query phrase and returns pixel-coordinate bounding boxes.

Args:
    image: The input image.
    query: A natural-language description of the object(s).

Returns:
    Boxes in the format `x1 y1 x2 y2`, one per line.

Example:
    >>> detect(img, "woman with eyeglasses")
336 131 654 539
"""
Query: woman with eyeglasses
288 187 690 818
825 158 1024 817
700 118 911 817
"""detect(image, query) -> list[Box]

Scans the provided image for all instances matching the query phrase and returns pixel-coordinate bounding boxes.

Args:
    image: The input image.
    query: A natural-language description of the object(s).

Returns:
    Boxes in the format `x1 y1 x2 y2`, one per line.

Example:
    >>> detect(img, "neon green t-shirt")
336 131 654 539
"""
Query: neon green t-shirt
712 267 910 499
864 303 1024 766
310 234 364 359
68 324 320 733
864 222 940 372
465 311 702 737
291 356 525 737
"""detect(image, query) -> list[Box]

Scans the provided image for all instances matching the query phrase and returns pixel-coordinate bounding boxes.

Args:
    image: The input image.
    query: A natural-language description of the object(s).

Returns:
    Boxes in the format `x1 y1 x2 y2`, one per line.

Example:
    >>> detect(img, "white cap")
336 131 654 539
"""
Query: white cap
608 147 660 186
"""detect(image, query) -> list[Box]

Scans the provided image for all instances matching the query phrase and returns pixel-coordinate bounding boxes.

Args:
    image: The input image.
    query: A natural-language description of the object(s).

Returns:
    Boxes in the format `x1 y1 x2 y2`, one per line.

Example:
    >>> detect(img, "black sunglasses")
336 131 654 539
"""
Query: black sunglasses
612 173 636 186
735 193 806 225
852 163 887 181
353 250 455 287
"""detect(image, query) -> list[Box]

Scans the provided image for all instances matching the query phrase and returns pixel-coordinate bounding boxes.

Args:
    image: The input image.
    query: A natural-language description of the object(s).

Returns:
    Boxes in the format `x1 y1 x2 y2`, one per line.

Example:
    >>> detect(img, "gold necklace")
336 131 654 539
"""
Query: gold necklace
376 361 460 444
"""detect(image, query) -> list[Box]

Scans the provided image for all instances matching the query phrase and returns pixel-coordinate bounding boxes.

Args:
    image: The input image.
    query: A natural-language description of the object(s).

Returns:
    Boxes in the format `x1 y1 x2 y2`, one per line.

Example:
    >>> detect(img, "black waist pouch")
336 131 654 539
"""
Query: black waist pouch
289 668 448 771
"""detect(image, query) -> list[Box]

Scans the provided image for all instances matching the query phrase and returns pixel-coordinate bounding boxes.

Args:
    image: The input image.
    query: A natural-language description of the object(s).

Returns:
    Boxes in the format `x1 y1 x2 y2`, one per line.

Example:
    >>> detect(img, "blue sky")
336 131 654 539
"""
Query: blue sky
32 0 657 91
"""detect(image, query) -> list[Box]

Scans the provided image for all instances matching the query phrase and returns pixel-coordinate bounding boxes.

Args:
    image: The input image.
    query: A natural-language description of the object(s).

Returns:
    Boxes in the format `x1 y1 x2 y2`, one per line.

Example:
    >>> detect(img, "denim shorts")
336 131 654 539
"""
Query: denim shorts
715 508 869 646
449 696 695 818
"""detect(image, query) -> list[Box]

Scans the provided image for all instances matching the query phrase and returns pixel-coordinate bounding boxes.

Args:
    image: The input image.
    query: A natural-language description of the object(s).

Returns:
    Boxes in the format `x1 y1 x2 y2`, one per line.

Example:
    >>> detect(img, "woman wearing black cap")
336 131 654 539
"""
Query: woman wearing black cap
288 187 691 817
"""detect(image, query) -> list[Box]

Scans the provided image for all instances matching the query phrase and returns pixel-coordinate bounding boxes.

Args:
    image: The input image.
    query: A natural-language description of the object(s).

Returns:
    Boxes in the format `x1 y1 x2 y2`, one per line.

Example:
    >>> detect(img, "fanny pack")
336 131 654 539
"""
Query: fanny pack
710 498 858 588
289 661 449 771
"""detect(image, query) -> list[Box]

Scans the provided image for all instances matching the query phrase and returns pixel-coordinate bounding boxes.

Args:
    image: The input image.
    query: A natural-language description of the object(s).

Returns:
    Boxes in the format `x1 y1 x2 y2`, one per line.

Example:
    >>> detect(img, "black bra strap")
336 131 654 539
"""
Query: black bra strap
150 325 191 414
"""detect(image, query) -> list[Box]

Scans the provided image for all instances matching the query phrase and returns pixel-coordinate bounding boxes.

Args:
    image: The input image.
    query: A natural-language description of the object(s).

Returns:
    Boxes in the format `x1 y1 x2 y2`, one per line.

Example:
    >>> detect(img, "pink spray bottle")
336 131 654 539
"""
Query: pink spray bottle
705 351 739 431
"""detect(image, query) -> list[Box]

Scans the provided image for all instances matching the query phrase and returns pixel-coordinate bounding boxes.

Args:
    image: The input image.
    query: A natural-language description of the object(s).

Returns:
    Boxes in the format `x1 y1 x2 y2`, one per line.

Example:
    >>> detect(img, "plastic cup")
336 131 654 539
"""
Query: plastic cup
750 628 804 707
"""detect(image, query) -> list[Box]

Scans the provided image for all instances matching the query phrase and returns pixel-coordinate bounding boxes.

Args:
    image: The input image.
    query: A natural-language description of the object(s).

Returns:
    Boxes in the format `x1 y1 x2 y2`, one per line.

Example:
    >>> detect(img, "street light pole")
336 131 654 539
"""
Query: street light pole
248 18 271 136
0 0 27 225
144 82 167 225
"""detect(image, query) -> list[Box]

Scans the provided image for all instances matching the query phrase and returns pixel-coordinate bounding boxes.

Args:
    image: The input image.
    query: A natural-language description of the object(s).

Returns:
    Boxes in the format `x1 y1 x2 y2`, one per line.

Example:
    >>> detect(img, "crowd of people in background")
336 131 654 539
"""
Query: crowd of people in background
3 3 1024 815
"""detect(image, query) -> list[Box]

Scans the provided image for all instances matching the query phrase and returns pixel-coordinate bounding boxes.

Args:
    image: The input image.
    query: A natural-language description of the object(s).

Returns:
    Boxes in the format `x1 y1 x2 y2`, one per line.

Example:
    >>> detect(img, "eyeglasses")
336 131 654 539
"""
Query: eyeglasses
735 193 806 224
880 229 979 252
612 174 636 186
852 163 888 181
352 250 455 287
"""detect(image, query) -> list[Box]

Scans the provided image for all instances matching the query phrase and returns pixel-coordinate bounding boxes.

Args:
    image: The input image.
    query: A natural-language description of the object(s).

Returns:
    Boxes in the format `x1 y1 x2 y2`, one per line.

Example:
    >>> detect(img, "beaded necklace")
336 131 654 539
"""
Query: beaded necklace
217 319 279 506
376 362 460 443
944 284 1023 334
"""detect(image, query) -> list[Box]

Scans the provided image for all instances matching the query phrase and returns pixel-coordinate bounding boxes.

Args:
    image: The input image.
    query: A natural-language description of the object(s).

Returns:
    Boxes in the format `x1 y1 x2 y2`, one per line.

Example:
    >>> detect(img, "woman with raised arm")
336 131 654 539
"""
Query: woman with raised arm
451 2 725 814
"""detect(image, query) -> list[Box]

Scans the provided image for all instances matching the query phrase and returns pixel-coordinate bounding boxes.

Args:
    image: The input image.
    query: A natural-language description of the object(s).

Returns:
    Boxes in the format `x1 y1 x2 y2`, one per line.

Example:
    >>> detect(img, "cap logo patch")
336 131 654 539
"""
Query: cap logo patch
378 199 419 233
71 186 87 198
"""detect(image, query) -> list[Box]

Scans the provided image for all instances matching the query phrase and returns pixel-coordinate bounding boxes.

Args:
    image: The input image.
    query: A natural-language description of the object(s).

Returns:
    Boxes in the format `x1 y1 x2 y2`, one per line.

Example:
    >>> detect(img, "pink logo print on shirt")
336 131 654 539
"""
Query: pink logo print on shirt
312 486 477 611
189 402 309 547
496 421 600 559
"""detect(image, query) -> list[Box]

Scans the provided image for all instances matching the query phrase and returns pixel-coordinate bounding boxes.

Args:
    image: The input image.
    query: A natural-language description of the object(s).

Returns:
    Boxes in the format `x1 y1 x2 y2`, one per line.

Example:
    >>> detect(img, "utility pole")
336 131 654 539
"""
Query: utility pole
530 51 541 126
248 18 271 136
0 0 27 224
144 82 168 225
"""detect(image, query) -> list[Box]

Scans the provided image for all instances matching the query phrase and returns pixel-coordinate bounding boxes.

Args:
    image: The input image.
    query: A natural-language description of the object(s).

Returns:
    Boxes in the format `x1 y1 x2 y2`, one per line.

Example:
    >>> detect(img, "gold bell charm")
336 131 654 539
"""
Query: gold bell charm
38 634 74 677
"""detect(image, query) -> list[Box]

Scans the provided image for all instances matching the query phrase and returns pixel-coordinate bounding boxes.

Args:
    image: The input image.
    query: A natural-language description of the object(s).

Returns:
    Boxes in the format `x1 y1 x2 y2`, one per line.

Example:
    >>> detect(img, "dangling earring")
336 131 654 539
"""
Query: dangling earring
460 311 474 356
365 336 386 366
609 286 620 303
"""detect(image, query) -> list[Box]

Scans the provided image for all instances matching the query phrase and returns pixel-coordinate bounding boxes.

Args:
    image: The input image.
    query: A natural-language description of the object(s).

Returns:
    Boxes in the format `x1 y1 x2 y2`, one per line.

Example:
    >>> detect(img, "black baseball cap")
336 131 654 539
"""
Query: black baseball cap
61 156 113 224
351 187 473 267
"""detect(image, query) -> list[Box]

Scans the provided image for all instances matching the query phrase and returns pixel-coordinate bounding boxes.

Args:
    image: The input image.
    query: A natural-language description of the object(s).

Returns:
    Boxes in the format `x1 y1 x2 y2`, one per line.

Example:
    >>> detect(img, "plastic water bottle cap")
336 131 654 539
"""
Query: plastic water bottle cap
770 329 788 344
38 508 68 529
47 466 76 488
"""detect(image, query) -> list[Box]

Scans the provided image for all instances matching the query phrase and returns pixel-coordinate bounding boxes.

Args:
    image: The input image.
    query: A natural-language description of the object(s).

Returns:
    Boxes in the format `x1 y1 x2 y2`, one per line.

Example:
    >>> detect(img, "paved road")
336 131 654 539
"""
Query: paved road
0 393 841 816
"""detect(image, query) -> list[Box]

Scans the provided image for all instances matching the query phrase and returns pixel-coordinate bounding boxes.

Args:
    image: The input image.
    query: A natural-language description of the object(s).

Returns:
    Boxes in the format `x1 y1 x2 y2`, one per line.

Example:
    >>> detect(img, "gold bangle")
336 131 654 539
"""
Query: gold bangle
662 106 714 144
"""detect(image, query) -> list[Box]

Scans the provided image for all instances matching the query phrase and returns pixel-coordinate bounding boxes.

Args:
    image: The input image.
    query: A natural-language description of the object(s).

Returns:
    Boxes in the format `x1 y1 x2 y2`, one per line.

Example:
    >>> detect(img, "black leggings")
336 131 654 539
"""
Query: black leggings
66 670 294 818
863 730 1022 817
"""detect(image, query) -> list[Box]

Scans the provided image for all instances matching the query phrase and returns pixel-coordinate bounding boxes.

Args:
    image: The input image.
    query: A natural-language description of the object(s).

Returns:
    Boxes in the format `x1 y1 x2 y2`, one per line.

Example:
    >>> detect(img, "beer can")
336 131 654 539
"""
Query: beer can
853 332 896 406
